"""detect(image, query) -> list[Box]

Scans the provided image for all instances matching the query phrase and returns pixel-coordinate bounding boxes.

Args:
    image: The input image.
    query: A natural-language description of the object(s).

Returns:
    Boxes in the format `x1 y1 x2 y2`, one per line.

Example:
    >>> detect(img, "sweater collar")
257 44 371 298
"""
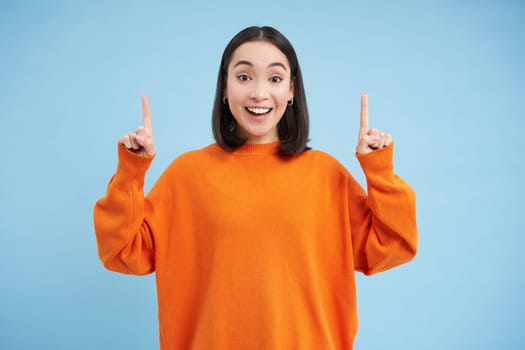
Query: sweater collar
231 141 281 156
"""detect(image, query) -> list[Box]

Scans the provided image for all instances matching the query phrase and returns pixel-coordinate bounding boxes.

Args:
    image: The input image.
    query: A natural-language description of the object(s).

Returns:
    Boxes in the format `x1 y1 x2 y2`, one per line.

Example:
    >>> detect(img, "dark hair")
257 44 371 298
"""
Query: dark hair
212 26 310 157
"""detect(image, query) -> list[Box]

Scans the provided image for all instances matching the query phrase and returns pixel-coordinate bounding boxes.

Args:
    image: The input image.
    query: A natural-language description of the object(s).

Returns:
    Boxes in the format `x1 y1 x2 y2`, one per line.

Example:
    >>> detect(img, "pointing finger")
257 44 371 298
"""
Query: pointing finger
142 93 152 131
360 92 369 136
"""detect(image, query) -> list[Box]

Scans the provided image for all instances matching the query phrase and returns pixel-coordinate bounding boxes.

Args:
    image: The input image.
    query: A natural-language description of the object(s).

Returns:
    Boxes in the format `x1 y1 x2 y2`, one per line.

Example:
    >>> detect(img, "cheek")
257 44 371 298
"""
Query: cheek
275 86 293 105
225 82 245 105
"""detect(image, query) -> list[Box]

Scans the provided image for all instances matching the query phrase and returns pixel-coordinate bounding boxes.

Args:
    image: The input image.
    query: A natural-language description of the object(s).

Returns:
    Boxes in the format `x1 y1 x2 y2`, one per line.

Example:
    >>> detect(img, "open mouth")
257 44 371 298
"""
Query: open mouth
246 107 273 116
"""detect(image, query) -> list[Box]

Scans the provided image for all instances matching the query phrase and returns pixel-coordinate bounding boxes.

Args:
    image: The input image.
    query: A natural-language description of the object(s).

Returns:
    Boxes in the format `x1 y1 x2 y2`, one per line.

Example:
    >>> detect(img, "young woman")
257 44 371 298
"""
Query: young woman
94 26 417 349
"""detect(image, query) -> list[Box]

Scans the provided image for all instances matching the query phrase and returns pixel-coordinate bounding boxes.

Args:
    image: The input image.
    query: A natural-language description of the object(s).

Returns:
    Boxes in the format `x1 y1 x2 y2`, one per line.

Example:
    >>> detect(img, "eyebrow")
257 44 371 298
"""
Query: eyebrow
233 60 288 71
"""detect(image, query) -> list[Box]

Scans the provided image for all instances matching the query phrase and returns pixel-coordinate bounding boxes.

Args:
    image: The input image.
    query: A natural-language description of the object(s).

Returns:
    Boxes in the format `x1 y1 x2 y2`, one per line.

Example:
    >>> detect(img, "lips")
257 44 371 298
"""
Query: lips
246 107 273 116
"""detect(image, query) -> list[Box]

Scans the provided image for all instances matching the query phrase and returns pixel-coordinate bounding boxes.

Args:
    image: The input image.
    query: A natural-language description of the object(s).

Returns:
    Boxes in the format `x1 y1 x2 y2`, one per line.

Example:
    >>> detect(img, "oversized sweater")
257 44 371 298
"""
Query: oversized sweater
93 141 417 350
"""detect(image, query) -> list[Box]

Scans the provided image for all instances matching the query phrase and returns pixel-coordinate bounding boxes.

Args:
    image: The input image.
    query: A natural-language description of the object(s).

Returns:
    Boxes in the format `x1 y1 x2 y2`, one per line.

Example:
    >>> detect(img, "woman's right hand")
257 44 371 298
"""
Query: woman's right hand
118 93 156 157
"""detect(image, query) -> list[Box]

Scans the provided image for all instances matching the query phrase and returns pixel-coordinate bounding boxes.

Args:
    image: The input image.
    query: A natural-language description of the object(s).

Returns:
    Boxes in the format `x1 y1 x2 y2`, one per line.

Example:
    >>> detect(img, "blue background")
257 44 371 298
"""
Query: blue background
1 0 524 349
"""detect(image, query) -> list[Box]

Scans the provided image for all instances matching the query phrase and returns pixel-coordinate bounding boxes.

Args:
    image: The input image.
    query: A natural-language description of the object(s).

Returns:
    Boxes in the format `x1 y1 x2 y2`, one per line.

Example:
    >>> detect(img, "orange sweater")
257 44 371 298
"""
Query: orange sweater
94 142 417 349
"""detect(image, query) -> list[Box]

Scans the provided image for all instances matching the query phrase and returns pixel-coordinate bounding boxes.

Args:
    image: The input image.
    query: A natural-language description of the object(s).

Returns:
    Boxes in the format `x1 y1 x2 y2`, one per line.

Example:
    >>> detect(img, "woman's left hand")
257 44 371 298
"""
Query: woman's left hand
356 93 392 155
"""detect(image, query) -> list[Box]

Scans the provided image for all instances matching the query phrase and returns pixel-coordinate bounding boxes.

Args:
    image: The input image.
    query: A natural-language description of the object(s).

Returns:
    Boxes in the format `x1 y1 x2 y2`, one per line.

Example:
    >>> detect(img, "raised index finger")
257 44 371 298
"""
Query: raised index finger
360 92 369 136
141 93 152 130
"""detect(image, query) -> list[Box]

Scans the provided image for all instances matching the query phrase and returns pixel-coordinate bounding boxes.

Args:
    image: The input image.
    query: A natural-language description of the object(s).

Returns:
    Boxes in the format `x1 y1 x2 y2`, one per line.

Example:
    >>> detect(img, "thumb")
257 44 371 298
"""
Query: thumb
134 126 156 156
134 134 145 145
133 126 147 145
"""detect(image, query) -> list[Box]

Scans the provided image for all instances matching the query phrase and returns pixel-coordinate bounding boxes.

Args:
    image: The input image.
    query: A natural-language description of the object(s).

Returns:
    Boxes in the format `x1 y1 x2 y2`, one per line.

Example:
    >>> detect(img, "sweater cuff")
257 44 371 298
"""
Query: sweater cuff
355 143 394 174
116 143 155 178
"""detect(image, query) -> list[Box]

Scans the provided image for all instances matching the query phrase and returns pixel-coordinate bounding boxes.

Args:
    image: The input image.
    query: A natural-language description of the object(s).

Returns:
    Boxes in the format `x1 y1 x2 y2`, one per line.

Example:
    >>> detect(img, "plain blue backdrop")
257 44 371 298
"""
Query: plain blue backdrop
1 0 524 349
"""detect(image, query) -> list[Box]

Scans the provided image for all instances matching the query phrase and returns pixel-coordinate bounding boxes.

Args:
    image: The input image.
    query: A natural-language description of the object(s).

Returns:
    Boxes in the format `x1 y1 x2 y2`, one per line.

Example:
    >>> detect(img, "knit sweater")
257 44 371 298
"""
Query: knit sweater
93 141 417 350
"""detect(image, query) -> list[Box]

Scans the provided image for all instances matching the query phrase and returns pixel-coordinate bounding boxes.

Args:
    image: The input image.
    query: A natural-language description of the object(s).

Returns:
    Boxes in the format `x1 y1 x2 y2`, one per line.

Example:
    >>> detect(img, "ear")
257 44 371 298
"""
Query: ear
289 77 295 100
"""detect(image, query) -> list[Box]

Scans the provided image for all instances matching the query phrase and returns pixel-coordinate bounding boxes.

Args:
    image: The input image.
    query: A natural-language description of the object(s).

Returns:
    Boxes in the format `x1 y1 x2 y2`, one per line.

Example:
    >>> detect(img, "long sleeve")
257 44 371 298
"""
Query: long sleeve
93 144 156 275
349 143 418 275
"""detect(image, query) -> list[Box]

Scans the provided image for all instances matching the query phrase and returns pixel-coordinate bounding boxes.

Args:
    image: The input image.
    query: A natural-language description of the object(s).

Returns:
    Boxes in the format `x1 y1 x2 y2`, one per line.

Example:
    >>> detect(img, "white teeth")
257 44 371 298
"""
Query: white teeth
247 107 271 115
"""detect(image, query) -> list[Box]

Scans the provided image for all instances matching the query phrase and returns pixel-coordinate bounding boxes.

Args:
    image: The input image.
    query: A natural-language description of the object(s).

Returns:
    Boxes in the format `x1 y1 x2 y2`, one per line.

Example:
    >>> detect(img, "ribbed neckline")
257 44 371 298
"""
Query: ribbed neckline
231 141 281 155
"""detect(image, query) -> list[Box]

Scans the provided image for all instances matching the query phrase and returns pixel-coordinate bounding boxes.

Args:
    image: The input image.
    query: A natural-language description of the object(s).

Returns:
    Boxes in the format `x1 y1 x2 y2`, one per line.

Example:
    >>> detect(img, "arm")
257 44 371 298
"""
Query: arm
349 144 417 275
93 94 158 275
349 93 417 275
93 145 156 275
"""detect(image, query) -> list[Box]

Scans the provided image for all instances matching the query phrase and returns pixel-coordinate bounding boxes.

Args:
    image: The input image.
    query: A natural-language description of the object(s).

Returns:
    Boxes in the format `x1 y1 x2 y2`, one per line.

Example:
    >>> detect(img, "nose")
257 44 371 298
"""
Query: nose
249 81 269 101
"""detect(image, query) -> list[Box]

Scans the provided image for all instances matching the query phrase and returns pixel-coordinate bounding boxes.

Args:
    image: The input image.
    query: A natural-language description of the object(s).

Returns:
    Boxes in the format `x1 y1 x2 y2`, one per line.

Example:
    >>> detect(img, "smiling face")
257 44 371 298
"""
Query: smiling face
224 40 295 144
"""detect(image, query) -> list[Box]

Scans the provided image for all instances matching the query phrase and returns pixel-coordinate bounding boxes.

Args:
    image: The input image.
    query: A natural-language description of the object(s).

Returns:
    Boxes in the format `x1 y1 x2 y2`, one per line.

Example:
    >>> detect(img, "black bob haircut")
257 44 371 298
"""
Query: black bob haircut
211 26 310 157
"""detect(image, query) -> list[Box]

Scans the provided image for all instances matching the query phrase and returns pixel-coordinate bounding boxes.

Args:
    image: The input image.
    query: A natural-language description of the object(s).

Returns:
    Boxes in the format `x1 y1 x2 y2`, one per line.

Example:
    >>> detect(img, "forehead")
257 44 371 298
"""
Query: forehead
229 41 290 69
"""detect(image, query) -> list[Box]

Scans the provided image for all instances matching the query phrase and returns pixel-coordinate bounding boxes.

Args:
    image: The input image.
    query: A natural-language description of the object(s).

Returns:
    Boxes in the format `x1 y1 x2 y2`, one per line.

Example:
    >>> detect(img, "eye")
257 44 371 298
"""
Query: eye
237 74 251 81
270 76 283 83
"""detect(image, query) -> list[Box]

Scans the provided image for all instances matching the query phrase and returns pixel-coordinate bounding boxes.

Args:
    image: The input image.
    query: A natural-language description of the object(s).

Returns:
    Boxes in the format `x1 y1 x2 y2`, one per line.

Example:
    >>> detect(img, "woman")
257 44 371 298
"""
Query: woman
94 26 417 349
